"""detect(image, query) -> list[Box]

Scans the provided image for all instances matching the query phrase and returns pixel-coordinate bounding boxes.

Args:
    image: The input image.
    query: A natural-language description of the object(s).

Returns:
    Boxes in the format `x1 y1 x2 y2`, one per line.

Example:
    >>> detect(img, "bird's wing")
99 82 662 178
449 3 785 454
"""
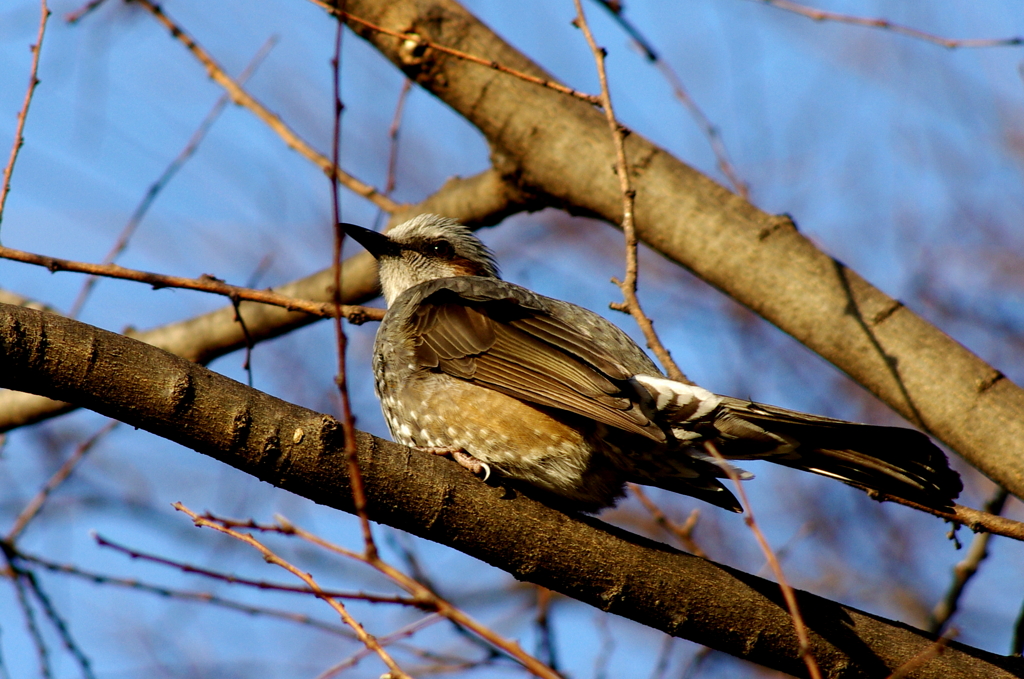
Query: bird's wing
406 284 665 441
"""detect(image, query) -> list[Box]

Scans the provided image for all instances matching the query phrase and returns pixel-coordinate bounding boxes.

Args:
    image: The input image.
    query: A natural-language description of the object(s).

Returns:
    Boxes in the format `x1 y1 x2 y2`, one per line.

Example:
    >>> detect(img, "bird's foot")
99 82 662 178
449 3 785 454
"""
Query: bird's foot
414 446 492 482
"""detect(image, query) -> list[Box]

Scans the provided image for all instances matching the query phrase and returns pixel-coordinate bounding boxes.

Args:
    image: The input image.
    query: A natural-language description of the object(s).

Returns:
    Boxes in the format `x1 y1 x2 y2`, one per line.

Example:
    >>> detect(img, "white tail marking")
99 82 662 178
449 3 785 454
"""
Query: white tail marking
634 375 721 419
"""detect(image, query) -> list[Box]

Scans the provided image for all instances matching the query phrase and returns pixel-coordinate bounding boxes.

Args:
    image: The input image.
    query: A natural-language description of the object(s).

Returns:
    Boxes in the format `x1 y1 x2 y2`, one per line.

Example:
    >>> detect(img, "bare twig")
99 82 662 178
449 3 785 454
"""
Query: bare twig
68 36 278 319
130 0 400 214
534 586 559 670
384 79 412 199
928 488 1010 633
328 10 379 561
753 0 1024 49
174 505 414 679
589 0 747 197
313 614 444 679
282 515 559 678
65 0 107 24
629 484 706 558
679 646 714 679
571 0 690 384
11 550 355 636
886 628 956 679
17 567 96 679
93 532 417 605
9 570 51 679
6 420 117 542
0 0 50 230
308 0 601 105
704 441 822 679
873 494 1024 542
649 634 676 679
201 512 561 679
593 613 614 679
374 78 414 231
0 244 384 323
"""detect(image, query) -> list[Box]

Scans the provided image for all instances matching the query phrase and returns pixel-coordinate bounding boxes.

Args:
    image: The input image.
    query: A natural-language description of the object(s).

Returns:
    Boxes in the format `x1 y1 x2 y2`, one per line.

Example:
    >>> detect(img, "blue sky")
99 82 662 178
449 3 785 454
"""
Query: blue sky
1 1 1023 677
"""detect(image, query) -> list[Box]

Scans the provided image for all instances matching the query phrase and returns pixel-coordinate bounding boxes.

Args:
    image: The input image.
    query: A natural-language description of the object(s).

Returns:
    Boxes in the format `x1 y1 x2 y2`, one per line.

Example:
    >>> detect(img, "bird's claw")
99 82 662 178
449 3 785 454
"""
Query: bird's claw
414 446 491 481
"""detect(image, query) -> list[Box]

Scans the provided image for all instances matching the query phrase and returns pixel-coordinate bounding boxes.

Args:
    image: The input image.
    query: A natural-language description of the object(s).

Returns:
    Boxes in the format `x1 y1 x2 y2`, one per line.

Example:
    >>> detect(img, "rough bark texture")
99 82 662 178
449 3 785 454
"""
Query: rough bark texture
1 302 1021 679
334 0 1024 501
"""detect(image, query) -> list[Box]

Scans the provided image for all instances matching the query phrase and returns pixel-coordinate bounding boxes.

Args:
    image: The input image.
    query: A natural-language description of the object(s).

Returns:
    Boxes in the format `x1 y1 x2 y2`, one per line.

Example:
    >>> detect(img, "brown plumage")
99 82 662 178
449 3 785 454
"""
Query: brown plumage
347 215 962 513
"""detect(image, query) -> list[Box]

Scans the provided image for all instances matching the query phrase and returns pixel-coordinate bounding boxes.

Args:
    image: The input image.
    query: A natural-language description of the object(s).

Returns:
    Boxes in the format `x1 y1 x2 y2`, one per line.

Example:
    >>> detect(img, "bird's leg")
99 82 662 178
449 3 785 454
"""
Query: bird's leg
414 446 492 482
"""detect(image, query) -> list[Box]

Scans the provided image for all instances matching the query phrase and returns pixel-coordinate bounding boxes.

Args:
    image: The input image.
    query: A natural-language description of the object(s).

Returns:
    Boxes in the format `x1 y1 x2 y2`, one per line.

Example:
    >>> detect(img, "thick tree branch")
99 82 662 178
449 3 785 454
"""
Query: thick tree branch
0 303 1021 679
325 0 1024 500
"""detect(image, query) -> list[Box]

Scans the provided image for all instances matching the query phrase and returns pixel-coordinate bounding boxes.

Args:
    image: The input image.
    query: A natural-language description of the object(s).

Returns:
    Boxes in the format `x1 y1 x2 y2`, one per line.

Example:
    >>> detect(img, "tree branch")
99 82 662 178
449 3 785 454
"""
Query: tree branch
0 302 1020 679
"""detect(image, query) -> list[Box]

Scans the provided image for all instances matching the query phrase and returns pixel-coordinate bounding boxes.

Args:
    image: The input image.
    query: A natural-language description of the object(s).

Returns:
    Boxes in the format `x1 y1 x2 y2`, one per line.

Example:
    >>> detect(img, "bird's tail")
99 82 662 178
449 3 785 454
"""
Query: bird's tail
628 375 962 511
697 396 963 510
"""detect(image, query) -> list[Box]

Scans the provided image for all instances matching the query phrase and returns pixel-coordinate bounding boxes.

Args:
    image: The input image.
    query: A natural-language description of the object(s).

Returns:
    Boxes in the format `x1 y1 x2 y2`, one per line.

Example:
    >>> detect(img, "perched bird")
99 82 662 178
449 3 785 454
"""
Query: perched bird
346 214 962 513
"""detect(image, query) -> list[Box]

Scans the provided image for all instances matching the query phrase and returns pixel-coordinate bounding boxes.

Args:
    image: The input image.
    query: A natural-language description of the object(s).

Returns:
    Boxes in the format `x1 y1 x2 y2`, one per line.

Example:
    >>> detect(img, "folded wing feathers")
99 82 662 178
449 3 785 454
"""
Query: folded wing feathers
509 315 634 380
413 299 664 441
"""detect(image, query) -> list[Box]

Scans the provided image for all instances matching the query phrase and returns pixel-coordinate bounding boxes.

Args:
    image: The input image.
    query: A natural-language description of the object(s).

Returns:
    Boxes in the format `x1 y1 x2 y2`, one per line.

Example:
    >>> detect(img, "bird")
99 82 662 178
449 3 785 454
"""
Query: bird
345 214 962 513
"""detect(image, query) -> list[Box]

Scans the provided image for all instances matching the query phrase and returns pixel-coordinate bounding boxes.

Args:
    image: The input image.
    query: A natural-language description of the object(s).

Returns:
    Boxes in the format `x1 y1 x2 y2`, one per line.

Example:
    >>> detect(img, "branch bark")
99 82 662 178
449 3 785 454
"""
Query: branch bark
328 0 1024 500
0 302 1019 679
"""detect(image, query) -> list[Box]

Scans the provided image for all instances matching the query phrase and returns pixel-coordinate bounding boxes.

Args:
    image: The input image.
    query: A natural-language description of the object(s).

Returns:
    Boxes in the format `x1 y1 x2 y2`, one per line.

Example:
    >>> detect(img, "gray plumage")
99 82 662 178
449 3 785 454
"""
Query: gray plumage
347 214 962 512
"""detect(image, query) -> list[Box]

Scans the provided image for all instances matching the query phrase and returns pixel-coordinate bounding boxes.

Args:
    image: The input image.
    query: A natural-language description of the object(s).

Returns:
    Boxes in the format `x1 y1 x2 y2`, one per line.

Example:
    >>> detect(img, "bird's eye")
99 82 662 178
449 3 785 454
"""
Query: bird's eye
427 240 454 257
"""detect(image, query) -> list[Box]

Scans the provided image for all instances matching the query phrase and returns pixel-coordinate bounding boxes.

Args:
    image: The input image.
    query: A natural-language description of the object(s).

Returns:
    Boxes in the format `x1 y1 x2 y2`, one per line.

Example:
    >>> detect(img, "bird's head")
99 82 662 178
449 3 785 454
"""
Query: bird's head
344 214 500 306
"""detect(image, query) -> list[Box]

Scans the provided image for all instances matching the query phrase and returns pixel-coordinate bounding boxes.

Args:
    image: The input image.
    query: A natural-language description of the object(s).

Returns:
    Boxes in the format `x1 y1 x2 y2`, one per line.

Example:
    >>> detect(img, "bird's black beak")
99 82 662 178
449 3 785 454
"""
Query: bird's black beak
342 223 399 259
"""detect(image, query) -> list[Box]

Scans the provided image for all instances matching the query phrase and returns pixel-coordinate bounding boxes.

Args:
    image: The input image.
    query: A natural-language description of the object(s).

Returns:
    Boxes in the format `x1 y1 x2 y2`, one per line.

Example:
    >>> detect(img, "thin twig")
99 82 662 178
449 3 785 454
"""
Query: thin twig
18 567 96 679
885 628 956 679
65 0 107 24
374 78 413 231
288 519 559 679
202 512 561 679
649 634 675 679
877 494 1024 542
652 60 748 199
6 420 118 542
93 532 418 605
593 613 614 679
679 647 713 679
0 244 383 323
308 0 601 105
753 0 1024 49
9 569 51 679
534 586 559 670
175 505 414 679
384 79 412 198
328 9 379 562
629 484 706 558
68 36 279 319
11 549 354 636
130 0 400 214
571 0 690 384
589 0 748 197
313 614 444 679
281 515 559 678
928 487 1010 633
704 441 822 679
228 296 255 386
0 0 50 230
